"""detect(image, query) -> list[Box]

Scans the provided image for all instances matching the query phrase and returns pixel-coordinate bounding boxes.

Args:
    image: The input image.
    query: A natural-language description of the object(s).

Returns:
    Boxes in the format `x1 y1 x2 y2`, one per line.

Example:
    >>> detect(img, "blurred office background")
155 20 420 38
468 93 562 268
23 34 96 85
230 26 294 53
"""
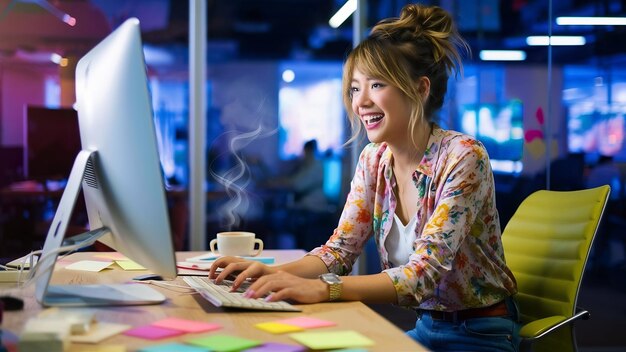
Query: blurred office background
0 0 625 349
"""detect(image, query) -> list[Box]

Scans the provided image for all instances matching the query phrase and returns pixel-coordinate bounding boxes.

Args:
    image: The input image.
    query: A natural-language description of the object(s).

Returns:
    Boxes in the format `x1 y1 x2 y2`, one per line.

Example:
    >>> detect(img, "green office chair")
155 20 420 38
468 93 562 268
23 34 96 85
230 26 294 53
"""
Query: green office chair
502 185 610 352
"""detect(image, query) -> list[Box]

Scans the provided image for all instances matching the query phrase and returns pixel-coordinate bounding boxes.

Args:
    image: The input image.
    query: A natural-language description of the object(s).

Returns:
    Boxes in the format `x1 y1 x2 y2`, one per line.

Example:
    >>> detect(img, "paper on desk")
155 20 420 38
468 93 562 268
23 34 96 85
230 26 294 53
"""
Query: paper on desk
6 253 38 269
69 322 131 344
288 330 374 350
186 334 261 351
175 262 216 276
177 262 212 270
65 260 113 272
115 260 146 271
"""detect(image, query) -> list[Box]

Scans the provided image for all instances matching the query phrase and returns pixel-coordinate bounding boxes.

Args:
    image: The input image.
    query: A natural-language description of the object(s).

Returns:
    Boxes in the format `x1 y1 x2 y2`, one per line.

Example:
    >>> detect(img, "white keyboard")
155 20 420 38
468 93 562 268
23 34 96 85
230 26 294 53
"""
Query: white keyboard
183 276 301 312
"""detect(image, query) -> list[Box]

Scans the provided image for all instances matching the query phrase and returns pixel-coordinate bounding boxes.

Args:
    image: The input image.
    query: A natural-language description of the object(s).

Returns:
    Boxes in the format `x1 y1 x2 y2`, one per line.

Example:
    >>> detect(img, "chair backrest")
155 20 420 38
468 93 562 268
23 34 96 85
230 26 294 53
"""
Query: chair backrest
502 185 610 351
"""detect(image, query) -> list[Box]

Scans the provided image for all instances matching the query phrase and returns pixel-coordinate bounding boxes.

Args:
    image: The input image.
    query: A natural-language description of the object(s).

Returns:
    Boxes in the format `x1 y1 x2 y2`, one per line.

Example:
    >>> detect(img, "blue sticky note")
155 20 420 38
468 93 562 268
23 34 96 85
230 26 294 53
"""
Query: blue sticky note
138 343 210 352
239 256 275 264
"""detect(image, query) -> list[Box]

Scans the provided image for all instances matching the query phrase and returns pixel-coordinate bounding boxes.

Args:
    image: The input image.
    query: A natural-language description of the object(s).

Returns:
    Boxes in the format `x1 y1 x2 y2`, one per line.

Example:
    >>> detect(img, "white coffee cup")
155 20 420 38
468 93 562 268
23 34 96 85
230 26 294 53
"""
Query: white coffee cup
209 231 264 257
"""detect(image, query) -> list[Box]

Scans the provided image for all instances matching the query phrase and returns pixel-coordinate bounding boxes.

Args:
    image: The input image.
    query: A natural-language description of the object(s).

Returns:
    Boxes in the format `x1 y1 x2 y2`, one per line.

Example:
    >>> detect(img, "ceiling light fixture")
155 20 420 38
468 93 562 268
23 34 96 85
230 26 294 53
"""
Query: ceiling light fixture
526 36 586 46
50 53 68 66
329 0 357 28
479 50 527 61
556 17 626 26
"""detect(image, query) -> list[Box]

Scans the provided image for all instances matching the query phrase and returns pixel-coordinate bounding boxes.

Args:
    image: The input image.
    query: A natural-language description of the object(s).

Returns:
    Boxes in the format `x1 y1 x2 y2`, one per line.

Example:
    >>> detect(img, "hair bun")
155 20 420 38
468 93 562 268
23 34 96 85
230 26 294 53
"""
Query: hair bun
400 4 453 37
371 4 468 73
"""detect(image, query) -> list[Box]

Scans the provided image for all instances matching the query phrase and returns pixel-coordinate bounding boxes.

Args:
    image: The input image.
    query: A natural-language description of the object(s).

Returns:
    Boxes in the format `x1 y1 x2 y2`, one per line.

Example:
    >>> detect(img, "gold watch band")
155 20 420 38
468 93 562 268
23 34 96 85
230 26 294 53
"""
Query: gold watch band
328 282 341 301
319 273 342 301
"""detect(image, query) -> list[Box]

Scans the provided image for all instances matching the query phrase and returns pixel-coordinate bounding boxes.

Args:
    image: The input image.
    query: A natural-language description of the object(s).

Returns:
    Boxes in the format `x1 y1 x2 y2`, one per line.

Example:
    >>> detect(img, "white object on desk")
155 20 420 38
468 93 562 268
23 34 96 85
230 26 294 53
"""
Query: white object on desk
38 307 96 334
6 253 39 269
0 270 29 283
19 317 71 352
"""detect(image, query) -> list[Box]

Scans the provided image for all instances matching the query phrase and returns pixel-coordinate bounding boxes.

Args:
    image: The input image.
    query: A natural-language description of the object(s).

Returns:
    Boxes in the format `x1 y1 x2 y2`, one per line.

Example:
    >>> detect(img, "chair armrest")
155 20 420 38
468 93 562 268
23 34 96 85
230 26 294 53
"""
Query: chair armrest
520 309 590 339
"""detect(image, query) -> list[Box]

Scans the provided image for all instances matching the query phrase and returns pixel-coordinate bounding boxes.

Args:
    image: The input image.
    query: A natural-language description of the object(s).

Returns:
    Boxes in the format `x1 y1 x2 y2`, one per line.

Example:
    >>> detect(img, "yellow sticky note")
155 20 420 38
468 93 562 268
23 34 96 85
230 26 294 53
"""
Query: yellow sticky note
255 322 304 334
115 260 146 270
288 330 374 350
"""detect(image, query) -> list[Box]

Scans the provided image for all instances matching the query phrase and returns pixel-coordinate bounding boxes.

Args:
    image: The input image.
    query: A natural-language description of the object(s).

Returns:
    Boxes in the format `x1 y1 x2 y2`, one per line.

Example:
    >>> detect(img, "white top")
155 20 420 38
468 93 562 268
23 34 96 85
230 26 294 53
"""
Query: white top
385 213 417 267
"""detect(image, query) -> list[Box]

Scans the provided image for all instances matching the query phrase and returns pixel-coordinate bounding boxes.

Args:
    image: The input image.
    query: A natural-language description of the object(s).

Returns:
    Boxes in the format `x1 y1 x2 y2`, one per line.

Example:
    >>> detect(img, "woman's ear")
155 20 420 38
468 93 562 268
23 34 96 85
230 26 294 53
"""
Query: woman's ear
417 76 431 101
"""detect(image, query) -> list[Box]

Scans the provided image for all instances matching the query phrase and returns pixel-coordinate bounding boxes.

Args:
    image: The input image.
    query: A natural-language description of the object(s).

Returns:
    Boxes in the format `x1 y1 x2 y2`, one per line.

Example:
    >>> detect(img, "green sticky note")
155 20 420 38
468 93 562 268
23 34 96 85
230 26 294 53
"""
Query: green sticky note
288 330 374 350
187 334 261 352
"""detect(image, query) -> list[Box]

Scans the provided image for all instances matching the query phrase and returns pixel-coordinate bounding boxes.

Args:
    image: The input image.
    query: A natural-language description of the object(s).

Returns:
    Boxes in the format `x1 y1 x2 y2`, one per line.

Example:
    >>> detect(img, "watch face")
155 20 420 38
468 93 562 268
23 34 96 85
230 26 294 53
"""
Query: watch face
321 273 341 284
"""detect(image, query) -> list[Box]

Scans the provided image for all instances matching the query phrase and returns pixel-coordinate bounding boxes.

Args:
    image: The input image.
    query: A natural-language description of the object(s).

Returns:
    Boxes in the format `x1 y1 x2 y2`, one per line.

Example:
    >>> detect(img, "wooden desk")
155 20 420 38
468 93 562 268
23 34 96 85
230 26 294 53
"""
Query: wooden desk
1 251 424 351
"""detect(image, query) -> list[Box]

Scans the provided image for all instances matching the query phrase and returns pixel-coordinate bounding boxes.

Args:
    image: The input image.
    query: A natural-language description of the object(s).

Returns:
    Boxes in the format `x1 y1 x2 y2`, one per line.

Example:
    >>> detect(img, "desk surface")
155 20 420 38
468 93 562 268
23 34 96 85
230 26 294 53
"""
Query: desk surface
1 251 423 351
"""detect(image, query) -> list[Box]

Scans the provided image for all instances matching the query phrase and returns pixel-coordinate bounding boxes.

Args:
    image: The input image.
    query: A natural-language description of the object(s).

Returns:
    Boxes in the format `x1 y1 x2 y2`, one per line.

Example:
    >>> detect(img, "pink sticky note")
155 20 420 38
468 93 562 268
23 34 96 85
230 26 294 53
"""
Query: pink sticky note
152 317 222 333
276 317 336 329
123 325 185 340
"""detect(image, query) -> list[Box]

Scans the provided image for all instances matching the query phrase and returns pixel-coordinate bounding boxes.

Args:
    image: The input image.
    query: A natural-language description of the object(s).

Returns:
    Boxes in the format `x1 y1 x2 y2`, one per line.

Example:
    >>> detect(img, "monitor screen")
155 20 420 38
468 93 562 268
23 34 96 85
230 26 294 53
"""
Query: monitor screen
568 104 625 161
35 18 177 306
458 100 524 161
24 106 81 181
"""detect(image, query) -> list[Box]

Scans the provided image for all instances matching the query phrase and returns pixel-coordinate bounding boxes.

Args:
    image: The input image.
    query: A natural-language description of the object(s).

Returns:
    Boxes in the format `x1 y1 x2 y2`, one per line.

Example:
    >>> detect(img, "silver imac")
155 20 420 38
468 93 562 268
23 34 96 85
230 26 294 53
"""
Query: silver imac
34 18 177 306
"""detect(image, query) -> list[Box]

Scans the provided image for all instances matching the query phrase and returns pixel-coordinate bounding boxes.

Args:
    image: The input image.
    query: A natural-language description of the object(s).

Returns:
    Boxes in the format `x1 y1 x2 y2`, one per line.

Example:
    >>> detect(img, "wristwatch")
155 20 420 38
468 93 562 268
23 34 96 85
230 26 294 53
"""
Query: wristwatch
319 273 342 301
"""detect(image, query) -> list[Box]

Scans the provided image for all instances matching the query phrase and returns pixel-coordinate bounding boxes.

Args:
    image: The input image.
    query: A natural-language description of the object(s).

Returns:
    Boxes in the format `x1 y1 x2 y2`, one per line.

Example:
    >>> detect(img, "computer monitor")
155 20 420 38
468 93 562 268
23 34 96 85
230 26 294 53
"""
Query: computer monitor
35 18 177 306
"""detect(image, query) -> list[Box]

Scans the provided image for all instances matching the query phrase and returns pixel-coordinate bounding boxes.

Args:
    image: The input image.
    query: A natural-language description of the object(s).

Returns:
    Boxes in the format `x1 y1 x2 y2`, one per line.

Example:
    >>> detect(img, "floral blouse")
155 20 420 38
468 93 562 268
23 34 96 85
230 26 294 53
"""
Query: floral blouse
309 126 517 311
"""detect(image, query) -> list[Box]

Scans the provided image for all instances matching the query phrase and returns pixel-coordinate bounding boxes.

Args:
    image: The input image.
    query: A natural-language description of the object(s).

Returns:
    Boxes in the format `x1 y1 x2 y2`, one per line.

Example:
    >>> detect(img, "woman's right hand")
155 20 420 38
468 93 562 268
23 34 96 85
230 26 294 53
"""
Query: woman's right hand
208 256 276 291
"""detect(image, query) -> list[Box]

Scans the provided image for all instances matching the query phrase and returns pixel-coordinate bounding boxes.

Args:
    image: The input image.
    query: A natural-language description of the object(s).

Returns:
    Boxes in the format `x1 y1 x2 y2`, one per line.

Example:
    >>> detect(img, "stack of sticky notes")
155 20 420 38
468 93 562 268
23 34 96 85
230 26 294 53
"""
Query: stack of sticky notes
253 316 374 350
131 316 374 351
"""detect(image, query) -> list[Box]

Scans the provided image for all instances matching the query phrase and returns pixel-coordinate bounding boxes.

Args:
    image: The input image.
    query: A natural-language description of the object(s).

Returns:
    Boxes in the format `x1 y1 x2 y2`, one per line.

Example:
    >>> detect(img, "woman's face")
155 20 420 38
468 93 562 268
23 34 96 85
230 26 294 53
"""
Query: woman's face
350 68 413 145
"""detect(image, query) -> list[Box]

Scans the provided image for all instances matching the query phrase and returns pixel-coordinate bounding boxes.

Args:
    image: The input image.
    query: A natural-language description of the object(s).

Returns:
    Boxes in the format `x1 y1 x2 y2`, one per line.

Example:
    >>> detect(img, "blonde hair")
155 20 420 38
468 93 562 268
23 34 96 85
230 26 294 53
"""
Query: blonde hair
343 4 469 146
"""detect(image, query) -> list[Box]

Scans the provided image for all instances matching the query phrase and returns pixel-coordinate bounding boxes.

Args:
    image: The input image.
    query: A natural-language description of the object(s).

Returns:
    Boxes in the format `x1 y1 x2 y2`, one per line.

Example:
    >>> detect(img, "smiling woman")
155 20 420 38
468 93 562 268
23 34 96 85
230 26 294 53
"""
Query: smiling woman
209 4 521 352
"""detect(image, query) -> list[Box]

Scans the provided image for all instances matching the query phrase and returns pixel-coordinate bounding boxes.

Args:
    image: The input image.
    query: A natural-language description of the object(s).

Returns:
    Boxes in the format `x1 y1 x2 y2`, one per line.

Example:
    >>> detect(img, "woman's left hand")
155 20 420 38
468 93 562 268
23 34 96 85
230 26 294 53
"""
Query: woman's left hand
242 270 329 304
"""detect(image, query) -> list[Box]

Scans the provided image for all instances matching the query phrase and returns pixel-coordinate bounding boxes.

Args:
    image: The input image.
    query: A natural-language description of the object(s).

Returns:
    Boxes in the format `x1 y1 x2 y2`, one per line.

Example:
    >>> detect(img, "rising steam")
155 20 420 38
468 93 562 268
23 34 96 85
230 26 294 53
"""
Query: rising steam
209 125 276 230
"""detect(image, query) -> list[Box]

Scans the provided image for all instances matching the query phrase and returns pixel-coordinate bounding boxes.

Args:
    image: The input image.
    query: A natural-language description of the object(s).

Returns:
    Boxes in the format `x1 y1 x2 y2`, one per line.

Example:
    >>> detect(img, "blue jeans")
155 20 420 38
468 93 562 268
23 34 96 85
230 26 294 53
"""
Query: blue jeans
406 299 521 352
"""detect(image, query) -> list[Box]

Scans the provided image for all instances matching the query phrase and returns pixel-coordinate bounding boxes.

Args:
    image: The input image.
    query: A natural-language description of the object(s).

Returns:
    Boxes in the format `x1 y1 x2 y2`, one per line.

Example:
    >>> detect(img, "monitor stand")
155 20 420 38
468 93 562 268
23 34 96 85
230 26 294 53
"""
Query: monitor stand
35 150 166 307
43 284 167 306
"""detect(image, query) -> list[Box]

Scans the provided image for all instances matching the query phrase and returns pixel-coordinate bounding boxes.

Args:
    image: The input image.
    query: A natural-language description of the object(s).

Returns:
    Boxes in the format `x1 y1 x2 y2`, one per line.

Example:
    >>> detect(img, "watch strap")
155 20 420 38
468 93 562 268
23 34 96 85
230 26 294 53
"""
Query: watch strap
328 281 341 301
